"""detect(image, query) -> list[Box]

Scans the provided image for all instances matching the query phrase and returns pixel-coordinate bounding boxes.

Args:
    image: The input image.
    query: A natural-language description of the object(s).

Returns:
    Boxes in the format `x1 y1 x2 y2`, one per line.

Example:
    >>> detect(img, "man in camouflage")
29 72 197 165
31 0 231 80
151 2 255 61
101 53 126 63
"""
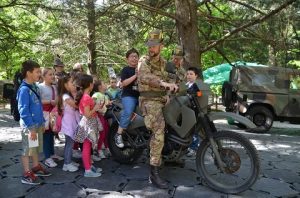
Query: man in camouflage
165 45 186 84
138 29 178 189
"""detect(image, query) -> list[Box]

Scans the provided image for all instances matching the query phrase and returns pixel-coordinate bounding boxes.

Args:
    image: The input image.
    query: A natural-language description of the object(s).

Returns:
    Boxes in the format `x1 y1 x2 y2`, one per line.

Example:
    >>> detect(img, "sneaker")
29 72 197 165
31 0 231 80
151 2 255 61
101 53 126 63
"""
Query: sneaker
98 150 106 159
32 164 52 177
92 154 101 162
51 154 64 161
62 163 78 172
186 148 196 157
115 134 124 148
21 171 41 185
58 133 65 143
84 169 101 177
72 161 80 167
91 165 102 173
72 150 82 158
104 148 111 157
54 137 61 145
45 158 57 168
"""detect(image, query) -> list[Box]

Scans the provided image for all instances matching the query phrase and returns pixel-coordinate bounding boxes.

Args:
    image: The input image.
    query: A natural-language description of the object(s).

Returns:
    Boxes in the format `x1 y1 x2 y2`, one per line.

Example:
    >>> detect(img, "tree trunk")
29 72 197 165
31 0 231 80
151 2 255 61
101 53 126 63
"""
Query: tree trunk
86 0 97 74
175 0 202 78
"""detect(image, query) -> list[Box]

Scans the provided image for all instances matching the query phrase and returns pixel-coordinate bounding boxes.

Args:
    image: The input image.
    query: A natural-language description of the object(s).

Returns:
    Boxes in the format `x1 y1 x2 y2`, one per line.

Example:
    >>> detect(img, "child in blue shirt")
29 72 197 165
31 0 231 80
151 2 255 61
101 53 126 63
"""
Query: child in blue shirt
17 60 51 185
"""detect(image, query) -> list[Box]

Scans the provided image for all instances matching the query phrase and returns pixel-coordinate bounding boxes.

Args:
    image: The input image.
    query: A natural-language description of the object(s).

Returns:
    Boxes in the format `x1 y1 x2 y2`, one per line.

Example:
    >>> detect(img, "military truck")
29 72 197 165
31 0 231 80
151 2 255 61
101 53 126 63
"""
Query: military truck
0 80 14 101
222 65 300 132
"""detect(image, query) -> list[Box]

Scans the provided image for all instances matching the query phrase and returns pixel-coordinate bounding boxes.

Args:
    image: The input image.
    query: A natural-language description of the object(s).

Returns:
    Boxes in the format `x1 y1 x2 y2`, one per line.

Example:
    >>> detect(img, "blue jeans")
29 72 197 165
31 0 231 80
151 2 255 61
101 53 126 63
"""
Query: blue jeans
189 134 200 151
64 135 74 165
119 96 138 129
43 130 54 159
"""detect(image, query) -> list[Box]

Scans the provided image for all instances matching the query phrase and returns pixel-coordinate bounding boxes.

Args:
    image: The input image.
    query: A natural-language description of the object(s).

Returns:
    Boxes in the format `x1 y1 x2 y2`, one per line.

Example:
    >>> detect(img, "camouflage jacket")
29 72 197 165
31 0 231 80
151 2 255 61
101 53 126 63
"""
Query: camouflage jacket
165 62 186 84
175 66 186 83
137 55 168 92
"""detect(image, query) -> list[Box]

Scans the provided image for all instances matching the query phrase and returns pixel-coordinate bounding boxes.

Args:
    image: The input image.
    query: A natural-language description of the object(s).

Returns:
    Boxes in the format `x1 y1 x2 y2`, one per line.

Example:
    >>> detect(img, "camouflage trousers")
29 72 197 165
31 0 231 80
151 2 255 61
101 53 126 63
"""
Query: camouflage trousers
140 98 166 166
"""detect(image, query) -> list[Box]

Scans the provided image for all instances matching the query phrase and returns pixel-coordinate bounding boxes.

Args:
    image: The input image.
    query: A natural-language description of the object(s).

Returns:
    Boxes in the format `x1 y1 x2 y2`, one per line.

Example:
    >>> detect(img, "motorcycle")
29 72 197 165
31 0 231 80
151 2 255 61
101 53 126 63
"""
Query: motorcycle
107 81 260 194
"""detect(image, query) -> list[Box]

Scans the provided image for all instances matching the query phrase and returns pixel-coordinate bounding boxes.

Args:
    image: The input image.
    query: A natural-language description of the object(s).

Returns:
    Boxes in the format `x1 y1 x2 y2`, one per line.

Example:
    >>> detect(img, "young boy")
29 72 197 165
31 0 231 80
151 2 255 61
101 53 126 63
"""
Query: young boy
106 77 121 101
186 67 201 157
17 60 51 185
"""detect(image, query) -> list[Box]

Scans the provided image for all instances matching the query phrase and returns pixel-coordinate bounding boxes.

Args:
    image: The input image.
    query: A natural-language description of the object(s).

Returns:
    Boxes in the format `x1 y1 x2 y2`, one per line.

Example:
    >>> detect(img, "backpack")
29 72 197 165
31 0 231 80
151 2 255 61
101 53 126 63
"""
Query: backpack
12 71 23 121
49 106 63 133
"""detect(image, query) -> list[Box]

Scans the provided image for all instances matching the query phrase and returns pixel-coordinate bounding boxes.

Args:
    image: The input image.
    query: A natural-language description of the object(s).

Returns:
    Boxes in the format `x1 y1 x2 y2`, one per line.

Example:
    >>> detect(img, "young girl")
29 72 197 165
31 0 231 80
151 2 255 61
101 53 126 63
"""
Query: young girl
92 80 111 159
74 74 103 177
57 74 80 172
38 68 63 168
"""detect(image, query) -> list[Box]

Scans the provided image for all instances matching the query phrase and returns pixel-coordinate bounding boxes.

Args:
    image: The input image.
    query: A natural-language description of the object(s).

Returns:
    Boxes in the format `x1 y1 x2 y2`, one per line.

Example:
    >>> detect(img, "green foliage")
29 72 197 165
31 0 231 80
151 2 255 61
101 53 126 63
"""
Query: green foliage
210 84 222 96
0 0 299 81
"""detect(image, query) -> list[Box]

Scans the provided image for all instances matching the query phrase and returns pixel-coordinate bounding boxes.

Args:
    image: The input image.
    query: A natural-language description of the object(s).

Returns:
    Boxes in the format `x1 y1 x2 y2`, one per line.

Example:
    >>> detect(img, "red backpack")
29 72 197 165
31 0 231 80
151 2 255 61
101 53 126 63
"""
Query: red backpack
49 106 63 133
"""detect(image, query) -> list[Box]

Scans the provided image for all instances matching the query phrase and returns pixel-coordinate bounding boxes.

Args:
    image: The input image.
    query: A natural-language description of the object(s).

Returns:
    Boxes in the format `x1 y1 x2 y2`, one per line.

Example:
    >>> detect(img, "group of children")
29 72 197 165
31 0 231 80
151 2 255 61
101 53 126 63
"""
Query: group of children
17 60 121 185
17 54 201 185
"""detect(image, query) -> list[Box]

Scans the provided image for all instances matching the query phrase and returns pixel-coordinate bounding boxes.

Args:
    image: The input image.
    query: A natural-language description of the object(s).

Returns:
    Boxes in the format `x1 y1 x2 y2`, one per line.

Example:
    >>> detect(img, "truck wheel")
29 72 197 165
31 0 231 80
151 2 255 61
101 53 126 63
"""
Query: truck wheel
246 106 273 132
222 82 233 108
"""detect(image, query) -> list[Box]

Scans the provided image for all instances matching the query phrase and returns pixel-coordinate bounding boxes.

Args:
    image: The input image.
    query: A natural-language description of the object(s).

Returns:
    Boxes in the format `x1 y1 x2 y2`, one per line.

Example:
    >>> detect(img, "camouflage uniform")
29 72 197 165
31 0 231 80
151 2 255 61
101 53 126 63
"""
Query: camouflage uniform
175 66 186 83
166 45 186 84
138 55 168 166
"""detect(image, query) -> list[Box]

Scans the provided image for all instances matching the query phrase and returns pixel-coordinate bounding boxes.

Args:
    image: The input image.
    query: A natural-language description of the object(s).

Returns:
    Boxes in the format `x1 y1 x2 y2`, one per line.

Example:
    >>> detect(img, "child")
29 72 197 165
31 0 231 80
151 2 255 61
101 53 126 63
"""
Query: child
38 68 63 168
92 80 111 160
115 48 140 148
17 60 51 185
186 67 201 157
57 74 80 172
106 77 121 101
74 74 103 177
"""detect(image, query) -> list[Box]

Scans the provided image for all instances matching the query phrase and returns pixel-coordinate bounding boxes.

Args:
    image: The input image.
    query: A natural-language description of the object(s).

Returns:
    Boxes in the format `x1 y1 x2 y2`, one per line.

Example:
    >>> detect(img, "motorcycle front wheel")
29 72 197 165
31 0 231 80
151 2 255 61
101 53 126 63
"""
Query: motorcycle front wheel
196 130 260 194
108 121 144 164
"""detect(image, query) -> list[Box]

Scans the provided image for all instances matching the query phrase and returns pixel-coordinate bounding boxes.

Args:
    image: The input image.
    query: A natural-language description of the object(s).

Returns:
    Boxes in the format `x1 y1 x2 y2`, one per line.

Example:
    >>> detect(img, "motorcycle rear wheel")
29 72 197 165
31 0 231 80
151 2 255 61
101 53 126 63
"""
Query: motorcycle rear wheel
108 121 144 164
196 130 260 194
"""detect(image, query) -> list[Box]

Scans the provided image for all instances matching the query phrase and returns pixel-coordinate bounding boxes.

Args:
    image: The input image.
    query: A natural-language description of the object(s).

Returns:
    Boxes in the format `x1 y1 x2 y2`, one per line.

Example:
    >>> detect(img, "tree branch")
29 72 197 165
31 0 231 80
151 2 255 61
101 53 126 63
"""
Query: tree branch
0 0 65 12
199 29 233 66
200 0 297 53
0 0 18 9
123 0 180 23
228 0 266 15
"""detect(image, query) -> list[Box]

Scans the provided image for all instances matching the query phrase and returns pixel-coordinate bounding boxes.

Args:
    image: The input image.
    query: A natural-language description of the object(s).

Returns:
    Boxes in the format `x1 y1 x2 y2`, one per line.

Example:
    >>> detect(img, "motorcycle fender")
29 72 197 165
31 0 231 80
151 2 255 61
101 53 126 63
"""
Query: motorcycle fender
127 114 145 131
208 112 256 129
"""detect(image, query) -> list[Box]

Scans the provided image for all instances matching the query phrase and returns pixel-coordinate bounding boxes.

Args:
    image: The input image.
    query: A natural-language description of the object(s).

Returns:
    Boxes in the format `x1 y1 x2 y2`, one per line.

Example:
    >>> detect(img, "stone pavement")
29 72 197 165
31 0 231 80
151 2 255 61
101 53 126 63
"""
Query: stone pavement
0 109 299 198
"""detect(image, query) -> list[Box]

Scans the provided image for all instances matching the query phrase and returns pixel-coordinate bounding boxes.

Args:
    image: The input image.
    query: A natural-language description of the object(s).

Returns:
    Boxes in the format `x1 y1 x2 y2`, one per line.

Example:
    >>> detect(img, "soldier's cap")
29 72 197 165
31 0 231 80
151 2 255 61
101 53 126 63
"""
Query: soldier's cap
145 29 163 47
53 56 64 67
172 45 184 57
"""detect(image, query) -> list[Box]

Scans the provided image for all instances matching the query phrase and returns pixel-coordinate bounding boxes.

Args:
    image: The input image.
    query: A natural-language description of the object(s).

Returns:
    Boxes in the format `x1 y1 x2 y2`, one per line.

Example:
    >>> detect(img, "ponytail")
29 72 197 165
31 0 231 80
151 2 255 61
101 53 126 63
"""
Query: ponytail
57 74 72 115
75 86 83 106
73 74 93 106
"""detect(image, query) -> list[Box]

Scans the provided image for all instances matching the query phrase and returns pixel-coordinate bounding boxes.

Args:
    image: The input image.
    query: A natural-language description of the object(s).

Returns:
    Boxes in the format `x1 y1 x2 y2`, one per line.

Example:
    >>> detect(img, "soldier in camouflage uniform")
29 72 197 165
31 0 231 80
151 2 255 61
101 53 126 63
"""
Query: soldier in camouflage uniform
138 29 178 189
165 45 186 84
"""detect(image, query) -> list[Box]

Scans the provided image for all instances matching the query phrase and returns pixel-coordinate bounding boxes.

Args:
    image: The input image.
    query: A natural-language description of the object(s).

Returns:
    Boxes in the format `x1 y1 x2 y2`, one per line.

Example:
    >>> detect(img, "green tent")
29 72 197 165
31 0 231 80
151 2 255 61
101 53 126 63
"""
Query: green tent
203 61 267 85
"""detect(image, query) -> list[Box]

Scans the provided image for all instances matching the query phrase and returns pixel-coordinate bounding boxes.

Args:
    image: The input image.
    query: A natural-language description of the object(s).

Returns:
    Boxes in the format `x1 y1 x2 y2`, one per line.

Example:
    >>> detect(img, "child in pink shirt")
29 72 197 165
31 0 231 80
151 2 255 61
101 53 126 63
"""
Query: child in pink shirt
74 74 103 177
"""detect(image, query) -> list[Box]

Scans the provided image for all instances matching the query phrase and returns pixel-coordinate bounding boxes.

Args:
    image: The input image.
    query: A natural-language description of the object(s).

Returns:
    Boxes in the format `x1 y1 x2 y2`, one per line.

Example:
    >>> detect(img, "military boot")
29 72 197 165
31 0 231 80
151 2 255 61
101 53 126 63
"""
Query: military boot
149 165 168 189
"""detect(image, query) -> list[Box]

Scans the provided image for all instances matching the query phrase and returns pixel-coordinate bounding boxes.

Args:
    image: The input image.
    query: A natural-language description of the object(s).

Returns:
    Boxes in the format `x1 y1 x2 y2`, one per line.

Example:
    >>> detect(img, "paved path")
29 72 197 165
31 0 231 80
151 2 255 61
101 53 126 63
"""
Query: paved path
0 109 299 198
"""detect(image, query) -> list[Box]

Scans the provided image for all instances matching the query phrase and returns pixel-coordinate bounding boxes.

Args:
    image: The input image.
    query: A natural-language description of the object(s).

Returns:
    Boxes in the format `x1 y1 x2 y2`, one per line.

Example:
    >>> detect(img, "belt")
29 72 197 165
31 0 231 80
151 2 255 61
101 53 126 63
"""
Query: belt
139 91 166 98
